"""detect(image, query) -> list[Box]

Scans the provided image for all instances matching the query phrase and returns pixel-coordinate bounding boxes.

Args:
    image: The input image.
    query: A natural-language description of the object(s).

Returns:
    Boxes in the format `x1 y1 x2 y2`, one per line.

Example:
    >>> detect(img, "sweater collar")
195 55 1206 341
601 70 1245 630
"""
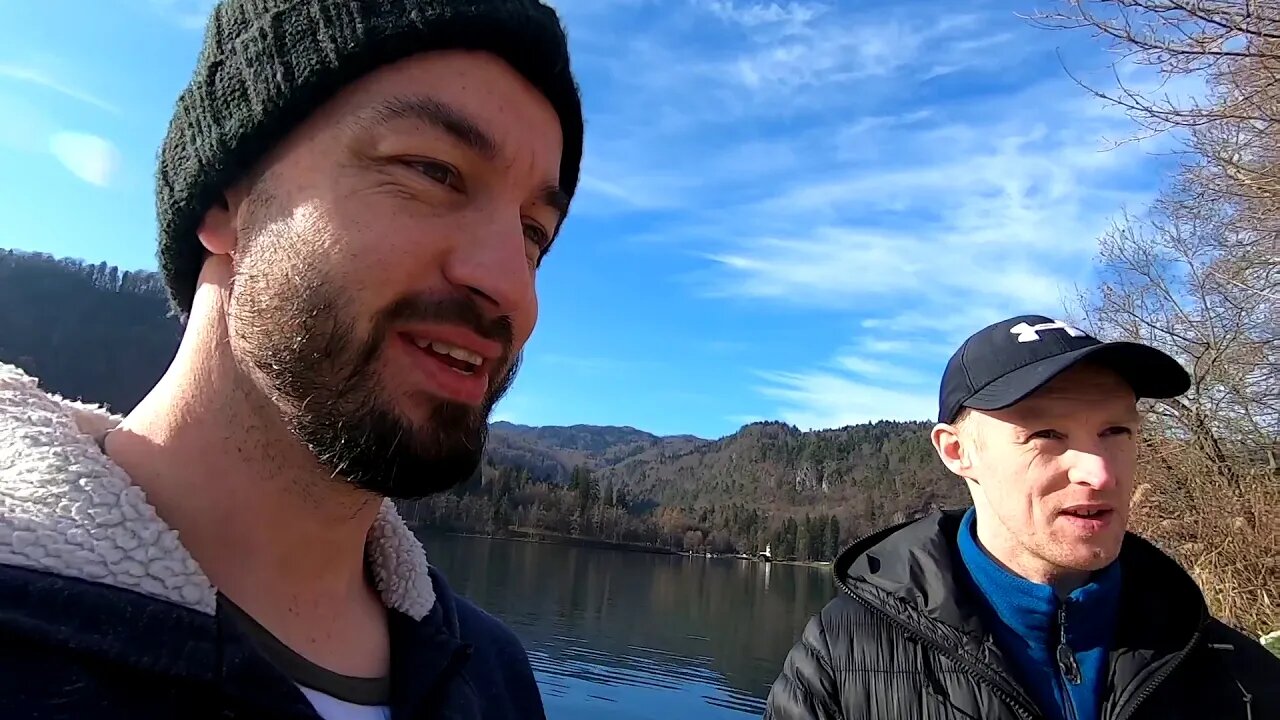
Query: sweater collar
0 362 436 620
957 506 1121 649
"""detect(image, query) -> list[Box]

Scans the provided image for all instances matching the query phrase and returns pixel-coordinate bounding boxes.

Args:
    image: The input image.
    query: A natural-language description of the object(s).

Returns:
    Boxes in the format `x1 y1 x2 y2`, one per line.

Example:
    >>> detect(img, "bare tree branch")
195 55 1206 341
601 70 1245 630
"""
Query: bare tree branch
1033 0 1279 636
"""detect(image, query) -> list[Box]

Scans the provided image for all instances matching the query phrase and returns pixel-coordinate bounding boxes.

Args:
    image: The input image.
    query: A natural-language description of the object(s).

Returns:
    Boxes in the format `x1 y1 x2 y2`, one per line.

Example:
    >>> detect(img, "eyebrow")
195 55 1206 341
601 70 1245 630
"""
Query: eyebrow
351 95 569 222
354 95 499 162
540 184 571 223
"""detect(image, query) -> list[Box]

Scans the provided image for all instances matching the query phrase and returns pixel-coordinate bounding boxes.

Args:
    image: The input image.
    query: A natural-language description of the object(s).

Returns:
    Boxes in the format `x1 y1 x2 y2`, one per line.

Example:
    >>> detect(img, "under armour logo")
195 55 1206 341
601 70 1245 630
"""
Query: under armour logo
1009 320 1088 343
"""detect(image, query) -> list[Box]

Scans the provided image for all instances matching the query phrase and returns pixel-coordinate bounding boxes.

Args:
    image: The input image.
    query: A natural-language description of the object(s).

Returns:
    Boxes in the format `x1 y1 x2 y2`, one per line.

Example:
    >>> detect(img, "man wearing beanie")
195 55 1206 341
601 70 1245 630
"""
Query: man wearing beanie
0 1 582 718
764 315 1280 719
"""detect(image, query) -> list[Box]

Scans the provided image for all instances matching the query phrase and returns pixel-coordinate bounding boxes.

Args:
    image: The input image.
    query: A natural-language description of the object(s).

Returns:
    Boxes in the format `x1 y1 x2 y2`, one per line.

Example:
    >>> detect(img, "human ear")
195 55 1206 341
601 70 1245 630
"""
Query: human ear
931 423 973 478
195 185 250 257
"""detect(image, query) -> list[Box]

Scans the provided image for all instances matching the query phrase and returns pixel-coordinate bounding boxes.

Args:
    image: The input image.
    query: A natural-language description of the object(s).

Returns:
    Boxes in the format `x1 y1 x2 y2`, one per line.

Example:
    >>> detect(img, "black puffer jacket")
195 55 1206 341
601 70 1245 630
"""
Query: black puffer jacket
765 510 1280 720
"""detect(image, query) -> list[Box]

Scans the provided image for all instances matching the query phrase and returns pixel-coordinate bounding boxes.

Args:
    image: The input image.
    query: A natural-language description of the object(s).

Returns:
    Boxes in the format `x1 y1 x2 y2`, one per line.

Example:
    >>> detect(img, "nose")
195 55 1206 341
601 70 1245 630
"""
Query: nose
1065 445 1120 491
441 210 535 318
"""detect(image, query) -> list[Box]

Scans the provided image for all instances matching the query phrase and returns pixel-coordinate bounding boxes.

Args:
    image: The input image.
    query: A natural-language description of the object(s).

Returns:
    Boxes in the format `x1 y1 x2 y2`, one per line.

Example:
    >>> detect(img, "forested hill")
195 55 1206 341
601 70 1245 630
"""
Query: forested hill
1 248 966 558
0 249 181 412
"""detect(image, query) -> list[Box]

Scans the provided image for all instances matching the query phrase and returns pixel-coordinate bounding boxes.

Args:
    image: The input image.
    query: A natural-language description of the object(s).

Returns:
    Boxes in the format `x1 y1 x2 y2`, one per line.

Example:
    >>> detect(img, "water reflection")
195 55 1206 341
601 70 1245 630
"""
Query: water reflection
419 533 835 719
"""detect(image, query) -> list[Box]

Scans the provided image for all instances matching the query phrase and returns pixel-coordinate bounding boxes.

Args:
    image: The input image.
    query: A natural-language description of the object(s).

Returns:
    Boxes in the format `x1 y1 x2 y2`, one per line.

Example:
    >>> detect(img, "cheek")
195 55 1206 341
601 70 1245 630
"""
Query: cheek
236 204 331 294
1118 443 1138 475
326 206 438 295
1029 462 1071 521
974 455 1036 518
997 455 1063 523
1034 459 1071 492
514 290 539 349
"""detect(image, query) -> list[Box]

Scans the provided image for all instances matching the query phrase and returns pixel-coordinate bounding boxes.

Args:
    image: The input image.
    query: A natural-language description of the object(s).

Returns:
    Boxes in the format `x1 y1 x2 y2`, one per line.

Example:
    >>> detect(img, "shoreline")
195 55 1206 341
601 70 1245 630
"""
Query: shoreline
419 527 681 556
767 559 832 569
417 527 833 567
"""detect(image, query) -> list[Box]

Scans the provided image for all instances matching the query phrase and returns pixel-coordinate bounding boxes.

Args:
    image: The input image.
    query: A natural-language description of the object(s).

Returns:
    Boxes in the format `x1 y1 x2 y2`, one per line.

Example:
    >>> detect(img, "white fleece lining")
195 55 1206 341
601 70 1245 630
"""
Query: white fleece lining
0 362 435 620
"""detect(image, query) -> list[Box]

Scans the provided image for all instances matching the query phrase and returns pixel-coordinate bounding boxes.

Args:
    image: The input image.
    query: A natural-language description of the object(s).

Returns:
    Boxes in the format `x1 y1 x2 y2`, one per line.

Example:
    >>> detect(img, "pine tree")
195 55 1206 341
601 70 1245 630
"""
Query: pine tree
796 517 811 562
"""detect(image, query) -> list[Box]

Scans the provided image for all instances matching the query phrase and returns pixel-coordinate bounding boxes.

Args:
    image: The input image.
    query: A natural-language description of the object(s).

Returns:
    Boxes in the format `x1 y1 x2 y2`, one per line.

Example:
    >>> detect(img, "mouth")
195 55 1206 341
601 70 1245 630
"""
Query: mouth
412 337 486 374
1058 504 1116 530
1061 503 1113 517
395 329 500 406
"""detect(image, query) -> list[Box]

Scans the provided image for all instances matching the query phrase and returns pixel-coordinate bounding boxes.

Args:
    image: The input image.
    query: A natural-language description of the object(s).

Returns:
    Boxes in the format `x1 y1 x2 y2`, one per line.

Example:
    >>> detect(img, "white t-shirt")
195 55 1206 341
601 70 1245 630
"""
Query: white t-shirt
298 685 391 720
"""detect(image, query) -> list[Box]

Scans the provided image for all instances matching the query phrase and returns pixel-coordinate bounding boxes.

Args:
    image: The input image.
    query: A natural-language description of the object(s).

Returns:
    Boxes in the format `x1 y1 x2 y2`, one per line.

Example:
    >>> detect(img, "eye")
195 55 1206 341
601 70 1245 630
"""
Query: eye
524 222 551 258
1029 429 1064 441
407 160 460 189
1102 426 1135 438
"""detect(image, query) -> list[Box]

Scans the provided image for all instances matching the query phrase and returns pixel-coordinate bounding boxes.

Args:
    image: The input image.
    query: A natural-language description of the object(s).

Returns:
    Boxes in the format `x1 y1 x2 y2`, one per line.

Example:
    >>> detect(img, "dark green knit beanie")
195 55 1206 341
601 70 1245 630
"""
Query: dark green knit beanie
155 0 583 317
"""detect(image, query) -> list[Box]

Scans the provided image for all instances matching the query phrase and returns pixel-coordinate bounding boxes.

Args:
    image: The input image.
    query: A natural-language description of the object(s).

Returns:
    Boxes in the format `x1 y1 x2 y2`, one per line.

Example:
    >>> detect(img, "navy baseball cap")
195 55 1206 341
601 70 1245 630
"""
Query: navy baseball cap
938 315 1191 424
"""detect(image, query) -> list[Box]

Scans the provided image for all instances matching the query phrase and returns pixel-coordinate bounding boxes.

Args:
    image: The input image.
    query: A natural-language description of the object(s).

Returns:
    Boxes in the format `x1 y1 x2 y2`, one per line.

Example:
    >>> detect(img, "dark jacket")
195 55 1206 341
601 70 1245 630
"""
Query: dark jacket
0 361 546 719
765 510 1280 720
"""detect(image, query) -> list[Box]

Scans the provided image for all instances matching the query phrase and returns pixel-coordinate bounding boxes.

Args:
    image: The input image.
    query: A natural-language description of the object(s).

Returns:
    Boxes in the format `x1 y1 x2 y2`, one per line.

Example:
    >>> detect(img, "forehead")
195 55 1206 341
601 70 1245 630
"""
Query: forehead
1003 364 1139 420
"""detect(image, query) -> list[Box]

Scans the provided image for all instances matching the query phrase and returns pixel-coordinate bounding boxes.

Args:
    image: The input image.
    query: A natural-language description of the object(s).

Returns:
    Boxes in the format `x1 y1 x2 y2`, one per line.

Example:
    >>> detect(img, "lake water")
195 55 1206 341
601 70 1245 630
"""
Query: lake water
419 533 837 720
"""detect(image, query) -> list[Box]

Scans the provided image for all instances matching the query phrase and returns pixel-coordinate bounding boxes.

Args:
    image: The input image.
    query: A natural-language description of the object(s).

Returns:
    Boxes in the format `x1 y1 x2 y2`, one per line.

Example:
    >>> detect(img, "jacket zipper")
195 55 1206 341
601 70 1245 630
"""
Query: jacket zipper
834 527 1042 720
1057 603 1080 720
833 518 1211 720
1110 620 1205 720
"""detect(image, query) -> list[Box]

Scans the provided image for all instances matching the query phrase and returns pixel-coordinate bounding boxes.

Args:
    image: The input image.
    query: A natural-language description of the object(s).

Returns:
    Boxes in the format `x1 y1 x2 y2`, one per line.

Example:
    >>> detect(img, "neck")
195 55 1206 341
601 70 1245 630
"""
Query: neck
971 507 1091 597
104 301 384 641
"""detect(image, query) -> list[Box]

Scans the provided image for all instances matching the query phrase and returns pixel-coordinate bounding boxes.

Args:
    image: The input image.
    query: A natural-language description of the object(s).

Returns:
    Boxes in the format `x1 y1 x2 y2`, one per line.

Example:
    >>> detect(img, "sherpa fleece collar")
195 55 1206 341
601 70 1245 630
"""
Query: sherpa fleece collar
0 362 435 619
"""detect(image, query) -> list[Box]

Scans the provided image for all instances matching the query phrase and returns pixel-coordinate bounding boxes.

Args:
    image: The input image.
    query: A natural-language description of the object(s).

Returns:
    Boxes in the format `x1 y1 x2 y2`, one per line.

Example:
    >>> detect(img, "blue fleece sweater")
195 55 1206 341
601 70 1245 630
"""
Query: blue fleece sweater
957 508 1121 720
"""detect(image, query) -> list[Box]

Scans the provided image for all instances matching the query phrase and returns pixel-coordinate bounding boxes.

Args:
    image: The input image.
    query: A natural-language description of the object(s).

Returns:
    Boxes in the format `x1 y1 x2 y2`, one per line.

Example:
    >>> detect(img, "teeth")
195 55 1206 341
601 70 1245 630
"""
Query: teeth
1072 509 1100 517
413 339 483 366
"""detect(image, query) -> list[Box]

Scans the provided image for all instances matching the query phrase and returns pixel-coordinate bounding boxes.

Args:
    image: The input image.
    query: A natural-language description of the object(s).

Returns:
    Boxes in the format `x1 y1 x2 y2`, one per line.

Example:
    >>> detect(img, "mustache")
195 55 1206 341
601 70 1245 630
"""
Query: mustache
369 292 516 371
380 293 515 346
336 290 518 398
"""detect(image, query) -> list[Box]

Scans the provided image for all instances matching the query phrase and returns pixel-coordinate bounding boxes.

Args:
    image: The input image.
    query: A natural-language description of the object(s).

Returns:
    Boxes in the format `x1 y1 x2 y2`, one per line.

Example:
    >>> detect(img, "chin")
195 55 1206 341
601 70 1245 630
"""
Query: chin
1062 543 1122 572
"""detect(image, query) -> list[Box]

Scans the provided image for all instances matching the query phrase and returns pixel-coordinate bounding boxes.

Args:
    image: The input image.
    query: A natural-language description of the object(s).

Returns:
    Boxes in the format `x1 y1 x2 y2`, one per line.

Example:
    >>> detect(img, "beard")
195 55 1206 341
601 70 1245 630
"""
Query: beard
227 222 519 500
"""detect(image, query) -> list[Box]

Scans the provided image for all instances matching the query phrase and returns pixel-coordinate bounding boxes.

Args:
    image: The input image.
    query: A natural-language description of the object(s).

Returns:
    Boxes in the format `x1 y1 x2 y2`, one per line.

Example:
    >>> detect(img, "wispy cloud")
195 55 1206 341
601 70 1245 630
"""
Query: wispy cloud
0 61 123 187
565 5 1026 218
834 355 934 388
576 170 687 212
747 331 951 429
715 64 1166 427
754 369 937 429
716 86 1135 425
855 337 955 358
696 0 828 32
556 1 1168 429
0 0 1176 438
0 63 119 114
48 131 122 187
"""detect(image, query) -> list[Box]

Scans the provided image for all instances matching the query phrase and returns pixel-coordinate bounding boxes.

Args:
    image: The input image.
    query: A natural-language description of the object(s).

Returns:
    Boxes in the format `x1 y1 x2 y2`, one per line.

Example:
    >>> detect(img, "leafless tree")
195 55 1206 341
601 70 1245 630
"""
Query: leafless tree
1034 0 1279 636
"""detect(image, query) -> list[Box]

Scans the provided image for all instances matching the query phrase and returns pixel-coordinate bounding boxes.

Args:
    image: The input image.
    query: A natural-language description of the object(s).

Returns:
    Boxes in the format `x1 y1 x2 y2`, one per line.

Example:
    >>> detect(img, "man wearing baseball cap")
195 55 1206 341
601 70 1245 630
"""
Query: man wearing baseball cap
765 315 1279 720
0 0 581 717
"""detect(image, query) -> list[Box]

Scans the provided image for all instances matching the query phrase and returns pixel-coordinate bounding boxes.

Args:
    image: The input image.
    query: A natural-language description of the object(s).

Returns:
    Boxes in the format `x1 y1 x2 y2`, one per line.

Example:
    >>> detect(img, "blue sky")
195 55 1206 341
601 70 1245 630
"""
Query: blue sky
0 0 1181 439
